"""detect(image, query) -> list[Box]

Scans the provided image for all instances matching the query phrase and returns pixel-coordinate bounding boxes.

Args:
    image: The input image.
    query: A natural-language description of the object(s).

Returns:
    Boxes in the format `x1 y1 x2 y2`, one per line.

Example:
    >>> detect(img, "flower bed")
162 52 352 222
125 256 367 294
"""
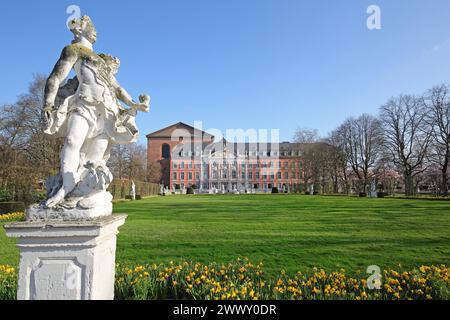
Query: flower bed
1 258 449 300
0 212 25 222
0 265 17 300
115 258 449 300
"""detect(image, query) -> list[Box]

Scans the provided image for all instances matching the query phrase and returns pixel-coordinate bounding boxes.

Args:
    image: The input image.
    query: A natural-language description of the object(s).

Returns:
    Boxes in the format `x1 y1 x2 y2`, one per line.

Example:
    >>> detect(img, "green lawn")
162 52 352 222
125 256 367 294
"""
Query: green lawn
1 195 449 275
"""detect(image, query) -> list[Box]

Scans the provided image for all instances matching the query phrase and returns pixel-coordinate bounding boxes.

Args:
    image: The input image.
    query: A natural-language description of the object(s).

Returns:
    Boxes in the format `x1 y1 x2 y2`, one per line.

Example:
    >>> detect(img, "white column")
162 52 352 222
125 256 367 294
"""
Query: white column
4 214 126 300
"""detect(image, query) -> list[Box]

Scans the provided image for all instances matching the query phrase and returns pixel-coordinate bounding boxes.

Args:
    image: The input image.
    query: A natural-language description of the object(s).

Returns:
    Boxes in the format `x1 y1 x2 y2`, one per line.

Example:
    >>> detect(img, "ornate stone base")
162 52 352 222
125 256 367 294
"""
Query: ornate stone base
26 201 113 221
4 214 127 300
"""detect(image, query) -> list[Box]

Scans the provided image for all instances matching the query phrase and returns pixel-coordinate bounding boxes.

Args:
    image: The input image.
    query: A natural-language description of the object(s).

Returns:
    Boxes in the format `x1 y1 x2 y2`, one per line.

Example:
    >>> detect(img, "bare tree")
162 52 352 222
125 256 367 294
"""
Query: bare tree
0 75 63 202
293 128 321 193
147 161 163 184
336 114 382 194
108 144 128 179
424 85 450 196
379 95 433 196
127 143 148 181
327 129 351 194
294 128 320 144
108 143 147 181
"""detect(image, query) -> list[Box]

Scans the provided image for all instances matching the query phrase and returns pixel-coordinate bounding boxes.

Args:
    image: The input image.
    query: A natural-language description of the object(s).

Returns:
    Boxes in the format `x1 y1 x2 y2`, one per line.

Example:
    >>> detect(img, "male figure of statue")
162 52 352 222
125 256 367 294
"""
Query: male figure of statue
42 16 149 211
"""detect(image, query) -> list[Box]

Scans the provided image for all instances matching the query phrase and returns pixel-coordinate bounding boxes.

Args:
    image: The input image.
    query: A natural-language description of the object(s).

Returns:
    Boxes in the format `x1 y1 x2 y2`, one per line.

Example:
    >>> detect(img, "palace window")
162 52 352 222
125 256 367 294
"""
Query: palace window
188 172 193 180
278 172 282 179
162 144 171 159
181 162 185 169
173 172 177 180
181 172 185 180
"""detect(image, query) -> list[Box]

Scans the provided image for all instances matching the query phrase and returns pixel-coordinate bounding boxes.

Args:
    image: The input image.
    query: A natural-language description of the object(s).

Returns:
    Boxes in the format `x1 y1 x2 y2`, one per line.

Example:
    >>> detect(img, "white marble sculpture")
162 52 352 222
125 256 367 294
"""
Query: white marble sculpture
310 184 314 195
369 180 378 198
28 16 150 221
130 181 136 201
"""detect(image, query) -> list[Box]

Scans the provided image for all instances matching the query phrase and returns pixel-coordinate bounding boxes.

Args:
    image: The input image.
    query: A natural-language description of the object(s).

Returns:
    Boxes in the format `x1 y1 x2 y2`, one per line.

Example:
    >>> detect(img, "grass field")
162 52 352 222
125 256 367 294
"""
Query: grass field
1 195 449 275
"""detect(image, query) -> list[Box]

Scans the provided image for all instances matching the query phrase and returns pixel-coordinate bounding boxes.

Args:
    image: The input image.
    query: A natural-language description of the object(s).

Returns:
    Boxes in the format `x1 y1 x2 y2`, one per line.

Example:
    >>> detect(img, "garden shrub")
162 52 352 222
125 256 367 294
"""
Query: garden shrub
271 187 279 194
0 202 25 215
125 195 142 200
186 187 194 195
0 188 13 202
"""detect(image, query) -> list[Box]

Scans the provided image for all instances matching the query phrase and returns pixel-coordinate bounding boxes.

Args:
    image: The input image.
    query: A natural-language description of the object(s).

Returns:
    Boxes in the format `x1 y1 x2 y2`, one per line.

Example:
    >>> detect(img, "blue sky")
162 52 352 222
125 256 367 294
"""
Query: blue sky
1 0 450 144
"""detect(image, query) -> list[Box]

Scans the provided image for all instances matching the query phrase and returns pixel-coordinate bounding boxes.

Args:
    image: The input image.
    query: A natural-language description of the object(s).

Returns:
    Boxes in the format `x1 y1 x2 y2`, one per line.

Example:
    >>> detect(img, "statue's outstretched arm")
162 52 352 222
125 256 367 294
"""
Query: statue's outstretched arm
44 46 78 111
113 79 150 112
115 85 134 106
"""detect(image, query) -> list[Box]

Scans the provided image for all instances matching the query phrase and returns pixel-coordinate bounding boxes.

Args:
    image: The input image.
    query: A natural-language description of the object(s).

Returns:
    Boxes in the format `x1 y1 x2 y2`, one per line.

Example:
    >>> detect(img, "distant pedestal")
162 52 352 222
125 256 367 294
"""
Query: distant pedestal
4 214 127 300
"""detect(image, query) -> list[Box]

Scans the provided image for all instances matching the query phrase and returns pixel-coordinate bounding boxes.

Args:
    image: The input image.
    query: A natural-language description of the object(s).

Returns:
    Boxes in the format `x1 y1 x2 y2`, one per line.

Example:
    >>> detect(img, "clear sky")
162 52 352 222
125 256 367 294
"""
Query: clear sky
1 0 450 144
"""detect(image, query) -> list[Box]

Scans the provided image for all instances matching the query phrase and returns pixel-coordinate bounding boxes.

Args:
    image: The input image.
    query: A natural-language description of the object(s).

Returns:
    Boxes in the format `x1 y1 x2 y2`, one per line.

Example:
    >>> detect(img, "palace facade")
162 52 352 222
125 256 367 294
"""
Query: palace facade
147 122 305 193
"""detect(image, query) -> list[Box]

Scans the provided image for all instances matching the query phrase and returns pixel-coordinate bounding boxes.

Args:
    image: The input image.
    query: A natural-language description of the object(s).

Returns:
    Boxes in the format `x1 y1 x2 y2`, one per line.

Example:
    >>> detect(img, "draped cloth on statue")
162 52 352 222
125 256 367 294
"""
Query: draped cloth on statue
44 59 139 145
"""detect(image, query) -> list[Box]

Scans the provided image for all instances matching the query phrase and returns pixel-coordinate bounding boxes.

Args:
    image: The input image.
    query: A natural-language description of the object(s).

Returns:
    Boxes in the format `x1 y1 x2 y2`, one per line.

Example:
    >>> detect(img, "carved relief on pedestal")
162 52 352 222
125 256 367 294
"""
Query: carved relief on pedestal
28 258 85 300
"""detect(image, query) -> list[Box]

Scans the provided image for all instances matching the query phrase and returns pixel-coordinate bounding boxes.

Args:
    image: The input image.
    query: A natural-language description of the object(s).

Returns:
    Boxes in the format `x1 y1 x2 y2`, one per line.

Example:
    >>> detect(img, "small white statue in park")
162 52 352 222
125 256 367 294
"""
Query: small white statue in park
130 181 136 201
370 180 378 198
29 16 150 220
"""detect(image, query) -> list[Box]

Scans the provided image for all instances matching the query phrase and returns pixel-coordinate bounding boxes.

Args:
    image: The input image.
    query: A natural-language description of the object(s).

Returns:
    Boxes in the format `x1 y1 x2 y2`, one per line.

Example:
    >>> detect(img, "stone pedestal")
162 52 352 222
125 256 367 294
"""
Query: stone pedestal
4 214 127 300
